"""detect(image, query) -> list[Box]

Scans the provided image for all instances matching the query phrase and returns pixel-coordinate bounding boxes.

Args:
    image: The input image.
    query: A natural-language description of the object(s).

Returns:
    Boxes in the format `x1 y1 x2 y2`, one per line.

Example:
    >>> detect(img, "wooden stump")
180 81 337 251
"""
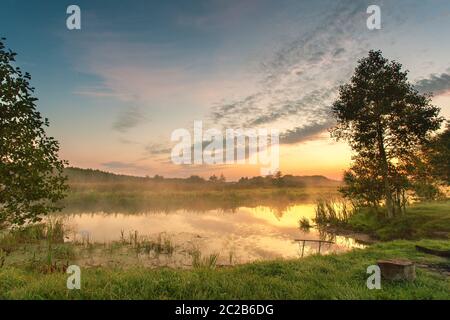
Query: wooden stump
377 259 416 281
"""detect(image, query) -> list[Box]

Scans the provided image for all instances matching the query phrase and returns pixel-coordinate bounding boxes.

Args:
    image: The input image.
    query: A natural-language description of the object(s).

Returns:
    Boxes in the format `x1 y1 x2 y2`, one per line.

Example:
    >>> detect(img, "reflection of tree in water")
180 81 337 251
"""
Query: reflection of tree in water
61 192 307 215
268 203 293 220
318 227 336 243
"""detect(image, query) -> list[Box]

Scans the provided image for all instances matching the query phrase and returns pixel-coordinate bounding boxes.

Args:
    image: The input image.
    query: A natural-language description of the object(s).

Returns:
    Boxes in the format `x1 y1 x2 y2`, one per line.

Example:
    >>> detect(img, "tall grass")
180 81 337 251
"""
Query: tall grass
131 233 175 257
189 247 219 269
314 198 355 227
0 218 70 273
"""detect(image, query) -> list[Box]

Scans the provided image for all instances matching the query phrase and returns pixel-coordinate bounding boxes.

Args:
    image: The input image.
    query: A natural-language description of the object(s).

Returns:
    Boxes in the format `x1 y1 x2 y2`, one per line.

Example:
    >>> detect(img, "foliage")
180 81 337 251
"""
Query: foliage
425 122 450 185
0 39 68 226
314 198 355 226
331 50 443 217
341 200 450 240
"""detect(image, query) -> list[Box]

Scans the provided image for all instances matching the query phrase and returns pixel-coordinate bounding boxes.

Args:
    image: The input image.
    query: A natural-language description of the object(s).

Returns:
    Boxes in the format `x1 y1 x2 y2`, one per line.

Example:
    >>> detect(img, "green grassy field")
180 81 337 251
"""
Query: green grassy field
0 240 448 299
342 201 450 241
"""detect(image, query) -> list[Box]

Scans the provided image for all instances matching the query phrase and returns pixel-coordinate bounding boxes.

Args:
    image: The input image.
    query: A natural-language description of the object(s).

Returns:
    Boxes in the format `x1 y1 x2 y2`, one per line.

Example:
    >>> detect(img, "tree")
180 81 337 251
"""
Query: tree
331 50 443 217
272 171 284 187
0 39 68 227
186 175 204 183
208 174 218 182
339 155 384 209
153 174 164 181
426 122 450 185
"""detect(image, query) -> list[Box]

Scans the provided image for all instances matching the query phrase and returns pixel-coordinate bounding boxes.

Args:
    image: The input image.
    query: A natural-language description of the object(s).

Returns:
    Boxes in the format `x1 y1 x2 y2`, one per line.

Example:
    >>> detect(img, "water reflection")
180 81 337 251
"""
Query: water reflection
59 204 365 266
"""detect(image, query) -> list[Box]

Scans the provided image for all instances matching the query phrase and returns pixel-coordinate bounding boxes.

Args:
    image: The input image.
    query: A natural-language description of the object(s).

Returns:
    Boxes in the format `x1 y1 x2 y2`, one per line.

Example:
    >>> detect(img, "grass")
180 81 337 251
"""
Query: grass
1 223 184 271
0 239 448 299
313 199 450 241
0 220 74 273
345 201 450 241
135 233 175 256
314 198 355 226
189 248 220 270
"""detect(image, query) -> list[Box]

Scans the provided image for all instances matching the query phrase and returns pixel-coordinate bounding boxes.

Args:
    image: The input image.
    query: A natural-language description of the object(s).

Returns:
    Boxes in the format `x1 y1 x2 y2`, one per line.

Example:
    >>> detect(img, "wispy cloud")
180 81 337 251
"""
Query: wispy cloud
280 119 335 144
112 106 148 133
209 1 370 142
415 71 450 96
145 143 172 156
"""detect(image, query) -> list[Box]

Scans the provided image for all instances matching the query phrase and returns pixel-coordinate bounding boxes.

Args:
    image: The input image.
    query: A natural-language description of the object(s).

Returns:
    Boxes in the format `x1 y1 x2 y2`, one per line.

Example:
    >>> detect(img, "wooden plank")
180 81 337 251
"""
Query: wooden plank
294 239 334 244
415 245 450 258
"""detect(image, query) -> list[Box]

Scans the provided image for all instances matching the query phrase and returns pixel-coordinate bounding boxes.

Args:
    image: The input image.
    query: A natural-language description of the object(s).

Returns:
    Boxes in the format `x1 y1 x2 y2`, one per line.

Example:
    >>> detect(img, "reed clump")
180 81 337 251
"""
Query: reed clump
189 247 219 269
314 198 356 227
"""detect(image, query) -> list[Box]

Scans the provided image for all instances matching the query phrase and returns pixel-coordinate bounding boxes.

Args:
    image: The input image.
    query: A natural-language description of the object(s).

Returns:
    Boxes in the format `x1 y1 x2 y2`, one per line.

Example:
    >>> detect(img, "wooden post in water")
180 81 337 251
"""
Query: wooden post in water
301 241 306 257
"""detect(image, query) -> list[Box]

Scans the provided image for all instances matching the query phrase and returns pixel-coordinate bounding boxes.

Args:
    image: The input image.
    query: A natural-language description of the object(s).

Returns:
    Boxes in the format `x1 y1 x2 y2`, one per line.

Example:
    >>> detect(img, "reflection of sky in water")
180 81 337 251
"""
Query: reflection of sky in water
61 204 365 264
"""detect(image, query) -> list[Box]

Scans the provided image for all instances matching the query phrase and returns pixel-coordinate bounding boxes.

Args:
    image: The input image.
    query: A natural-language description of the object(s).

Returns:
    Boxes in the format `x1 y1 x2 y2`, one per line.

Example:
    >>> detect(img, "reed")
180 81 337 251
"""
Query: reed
190 247 219 269
298 217 312 231
314 198 355 227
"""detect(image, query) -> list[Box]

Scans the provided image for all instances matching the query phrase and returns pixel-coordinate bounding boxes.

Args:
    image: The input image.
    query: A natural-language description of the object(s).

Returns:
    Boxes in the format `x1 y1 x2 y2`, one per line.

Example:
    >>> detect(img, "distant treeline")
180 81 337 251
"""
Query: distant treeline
64 167 340 191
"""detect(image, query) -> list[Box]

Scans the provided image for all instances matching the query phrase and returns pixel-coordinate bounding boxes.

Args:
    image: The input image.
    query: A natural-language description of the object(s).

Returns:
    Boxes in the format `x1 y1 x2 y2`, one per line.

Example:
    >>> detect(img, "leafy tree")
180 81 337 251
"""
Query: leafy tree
0 39 67 227
426 122 450 185
272 171 284 187
186 175 205 183
402 150 441 201
331 50 443 217
340 154 384 209
152 174 164 181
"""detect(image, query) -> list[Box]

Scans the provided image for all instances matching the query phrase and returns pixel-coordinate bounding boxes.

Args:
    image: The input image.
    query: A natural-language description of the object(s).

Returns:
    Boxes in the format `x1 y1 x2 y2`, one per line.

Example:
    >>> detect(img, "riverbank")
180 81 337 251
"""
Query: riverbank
322 201 450 241
0 239 448 299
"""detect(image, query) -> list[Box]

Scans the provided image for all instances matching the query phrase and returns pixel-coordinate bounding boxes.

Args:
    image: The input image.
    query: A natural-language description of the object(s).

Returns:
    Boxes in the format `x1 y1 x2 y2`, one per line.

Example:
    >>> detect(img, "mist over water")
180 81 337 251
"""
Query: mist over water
60 203 365 266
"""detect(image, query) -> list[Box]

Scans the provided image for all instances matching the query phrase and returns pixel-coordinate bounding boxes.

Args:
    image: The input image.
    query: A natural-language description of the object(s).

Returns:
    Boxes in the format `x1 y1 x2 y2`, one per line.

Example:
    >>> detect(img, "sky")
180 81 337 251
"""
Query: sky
1 0 450 180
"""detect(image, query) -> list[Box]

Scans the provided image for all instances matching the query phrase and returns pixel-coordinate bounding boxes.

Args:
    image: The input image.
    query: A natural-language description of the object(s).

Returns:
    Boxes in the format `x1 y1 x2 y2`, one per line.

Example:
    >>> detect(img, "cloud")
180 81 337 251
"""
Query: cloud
415 72 450 96
145 143 172 156
209 0 369 141
70 34 255 116
280 119 335 144
112 106 148 133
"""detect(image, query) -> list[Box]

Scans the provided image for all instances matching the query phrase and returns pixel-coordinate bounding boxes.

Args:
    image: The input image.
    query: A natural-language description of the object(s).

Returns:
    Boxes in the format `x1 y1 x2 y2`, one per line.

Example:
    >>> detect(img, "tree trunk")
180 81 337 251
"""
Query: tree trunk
376 125 394 218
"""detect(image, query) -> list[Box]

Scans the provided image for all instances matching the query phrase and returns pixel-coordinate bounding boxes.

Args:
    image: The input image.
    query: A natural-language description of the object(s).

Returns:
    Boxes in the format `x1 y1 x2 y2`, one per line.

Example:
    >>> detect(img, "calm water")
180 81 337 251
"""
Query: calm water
60 203 365 266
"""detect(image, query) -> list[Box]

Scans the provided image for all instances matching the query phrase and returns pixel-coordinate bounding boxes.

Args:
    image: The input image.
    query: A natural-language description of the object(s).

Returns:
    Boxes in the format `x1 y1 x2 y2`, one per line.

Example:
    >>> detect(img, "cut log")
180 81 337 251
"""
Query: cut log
415 245 450 258
377 259 416 281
